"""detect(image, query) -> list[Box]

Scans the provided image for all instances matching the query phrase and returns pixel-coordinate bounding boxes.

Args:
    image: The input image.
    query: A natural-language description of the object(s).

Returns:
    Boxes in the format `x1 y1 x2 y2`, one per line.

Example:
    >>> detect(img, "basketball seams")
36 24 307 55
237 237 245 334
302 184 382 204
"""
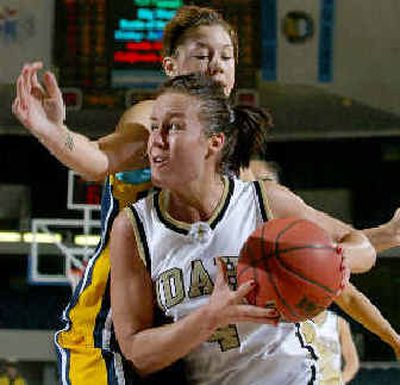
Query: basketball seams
260 221 302 319
275 251 339 294
277 245 336 255
274 219 340 295
237 217 343 322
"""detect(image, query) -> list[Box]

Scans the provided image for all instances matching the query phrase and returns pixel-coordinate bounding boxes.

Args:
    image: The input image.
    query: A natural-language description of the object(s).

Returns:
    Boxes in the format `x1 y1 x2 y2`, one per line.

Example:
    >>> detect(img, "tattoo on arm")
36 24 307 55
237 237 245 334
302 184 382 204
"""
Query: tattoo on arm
64 130 74 151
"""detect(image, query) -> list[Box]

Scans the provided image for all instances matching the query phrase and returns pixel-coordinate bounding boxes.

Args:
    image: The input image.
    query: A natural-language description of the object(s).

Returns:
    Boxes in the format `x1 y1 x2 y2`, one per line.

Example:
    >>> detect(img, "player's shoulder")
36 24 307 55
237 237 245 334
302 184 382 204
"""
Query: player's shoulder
260 180 308 218
124 100 155 120
118 100 156 131
261 179 302 202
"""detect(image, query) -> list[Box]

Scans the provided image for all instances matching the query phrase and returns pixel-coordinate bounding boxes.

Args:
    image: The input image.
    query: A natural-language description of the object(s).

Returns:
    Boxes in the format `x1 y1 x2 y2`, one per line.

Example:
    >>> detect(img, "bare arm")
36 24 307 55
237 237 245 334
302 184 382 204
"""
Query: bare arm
363 208 400 253
12 62 152 181
264 181 376 273
335 283 400 359
338 316 360 383
110 211 275 376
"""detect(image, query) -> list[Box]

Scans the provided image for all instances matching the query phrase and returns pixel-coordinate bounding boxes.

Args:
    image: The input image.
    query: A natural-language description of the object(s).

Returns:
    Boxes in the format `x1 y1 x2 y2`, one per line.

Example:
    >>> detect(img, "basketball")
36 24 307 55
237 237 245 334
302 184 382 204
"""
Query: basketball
237 217 345 322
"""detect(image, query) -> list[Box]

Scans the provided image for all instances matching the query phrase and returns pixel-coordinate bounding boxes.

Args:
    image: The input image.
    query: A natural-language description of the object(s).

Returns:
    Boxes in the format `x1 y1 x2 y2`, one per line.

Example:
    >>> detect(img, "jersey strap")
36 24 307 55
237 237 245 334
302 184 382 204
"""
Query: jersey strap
124 205 151 269
252 179 274 222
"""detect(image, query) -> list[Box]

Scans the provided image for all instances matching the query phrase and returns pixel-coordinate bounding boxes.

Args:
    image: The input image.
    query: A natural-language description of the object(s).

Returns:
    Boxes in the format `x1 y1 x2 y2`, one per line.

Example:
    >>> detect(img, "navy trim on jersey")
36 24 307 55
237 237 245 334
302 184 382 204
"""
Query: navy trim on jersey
154 190 188 235
154 178 234 235
55 339 72 385
55 176 119 383
253 180 268 222
127 205 152 269
94 275 112 350
103 350 119 385
209 178 234 230
295 322 318 385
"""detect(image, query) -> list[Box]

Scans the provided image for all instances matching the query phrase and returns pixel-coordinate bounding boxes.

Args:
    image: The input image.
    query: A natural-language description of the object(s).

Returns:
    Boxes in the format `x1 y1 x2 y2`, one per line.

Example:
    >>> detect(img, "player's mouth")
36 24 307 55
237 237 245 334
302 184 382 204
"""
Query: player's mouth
150 154 168 168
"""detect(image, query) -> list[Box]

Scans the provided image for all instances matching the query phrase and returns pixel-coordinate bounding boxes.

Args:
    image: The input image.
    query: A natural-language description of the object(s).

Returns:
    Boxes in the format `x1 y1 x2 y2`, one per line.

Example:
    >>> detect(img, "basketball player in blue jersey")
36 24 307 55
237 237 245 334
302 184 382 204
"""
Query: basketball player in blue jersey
12 5 400 384
13 7 240 384
108 73 377 385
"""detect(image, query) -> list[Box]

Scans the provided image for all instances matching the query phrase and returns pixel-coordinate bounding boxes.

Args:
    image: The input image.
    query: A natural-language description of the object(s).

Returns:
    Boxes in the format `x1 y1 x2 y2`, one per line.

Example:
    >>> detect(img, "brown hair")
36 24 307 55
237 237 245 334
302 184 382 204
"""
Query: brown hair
162 5 238 63
159 74 272 175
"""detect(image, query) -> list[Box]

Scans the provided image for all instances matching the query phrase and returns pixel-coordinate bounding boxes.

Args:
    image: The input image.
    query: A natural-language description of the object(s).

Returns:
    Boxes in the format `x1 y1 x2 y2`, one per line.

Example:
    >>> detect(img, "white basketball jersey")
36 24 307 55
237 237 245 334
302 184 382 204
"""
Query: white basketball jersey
301 310 343 385
313 311 343 385
127 177 318 385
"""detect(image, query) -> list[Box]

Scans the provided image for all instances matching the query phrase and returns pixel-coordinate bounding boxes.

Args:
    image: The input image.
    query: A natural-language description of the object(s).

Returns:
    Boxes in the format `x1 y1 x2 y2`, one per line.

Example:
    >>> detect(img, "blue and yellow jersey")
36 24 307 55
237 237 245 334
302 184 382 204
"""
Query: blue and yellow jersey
54 170 152 385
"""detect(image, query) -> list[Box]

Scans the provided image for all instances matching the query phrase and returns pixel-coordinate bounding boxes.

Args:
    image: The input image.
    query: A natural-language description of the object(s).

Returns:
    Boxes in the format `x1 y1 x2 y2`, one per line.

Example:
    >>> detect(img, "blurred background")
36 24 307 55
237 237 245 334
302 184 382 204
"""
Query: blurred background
0 0 399 384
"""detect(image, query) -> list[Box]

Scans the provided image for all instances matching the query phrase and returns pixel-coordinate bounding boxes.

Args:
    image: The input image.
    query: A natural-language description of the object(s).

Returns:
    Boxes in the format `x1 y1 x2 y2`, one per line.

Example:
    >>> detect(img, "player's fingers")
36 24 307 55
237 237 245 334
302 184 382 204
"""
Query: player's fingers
12 97 20 116
31 70 46 98
336 245 350 293
22 64 33 95
43 71 62 99
215 257 228 287
17 75 28 108
28 61 44 70
232 304 280 324
235 279 256 300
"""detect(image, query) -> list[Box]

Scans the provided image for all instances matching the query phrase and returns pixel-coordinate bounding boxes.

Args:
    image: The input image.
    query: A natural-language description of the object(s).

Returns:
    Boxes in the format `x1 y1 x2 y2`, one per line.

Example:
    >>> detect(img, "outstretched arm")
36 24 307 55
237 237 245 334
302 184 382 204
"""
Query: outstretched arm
264 181 376 273
335 283 400 359
338 316 360 384
363 208 400 253
12 62 152 180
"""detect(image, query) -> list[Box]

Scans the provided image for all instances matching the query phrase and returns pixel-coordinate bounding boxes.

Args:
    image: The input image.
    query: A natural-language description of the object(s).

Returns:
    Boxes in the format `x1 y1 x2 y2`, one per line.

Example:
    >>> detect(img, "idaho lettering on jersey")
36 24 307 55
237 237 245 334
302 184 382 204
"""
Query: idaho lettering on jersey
156 267 185 310
155 256 240 352
156 256 239 310
188 260 214 299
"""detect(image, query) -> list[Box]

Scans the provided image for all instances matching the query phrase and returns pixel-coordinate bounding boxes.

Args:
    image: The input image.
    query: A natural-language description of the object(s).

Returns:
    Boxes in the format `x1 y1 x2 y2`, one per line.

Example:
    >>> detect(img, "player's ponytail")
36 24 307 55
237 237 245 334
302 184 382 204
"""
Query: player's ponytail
223 105 273 175
158 73 273 176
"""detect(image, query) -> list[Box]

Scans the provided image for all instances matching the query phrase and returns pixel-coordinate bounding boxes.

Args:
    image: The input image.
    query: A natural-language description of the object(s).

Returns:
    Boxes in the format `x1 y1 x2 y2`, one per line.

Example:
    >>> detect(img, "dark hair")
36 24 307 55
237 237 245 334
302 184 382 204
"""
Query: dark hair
158 73 272 175
163 5 238 63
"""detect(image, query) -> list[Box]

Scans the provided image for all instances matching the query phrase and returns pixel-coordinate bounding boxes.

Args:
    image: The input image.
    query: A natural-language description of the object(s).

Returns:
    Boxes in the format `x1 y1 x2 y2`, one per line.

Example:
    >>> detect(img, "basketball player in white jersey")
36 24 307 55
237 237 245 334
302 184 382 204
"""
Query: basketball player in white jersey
304 310 359 385
12 7 399 384
245 161 400 363
109 73 376 385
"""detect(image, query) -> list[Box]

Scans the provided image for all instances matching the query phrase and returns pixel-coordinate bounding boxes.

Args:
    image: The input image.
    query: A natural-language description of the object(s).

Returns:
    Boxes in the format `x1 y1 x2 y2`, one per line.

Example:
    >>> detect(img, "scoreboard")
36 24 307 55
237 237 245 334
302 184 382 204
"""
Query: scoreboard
54 0 260 108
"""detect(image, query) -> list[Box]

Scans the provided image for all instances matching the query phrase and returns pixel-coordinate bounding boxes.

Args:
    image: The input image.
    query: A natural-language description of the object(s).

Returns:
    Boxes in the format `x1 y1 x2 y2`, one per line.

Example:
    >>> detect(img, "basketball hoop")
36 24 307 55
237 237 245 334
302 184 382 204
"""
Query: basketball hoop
27 171 102 286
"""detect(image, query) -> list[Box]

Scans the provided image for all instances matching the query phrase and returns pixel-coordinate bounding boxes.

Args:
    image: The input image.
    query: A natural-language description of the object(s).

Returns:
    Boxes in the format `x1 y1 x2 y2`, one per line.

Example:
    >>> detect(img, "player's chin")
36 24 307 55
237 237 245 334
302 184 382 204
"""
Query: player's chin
151 172 177 190
150 174 166 188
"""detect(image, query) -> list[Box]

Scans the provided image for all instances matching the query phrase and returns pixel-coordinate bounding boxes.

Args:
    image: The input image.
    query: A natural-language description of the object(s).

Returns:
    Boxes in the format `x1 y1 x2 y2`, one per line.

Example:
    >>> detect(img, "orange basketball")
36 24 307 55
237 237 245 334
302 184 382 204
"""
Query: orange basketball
237 217 345 322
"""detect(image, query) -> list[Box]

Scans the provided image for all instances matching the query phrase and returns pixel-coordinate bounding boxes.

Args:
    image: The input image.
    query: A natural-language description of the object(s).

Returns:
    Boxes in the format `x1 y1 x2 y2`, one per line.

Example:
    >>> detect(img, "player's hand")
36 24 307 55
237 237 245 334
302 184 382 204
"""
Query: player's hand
12 62 65 134
206 258 280 328
336 244 351 295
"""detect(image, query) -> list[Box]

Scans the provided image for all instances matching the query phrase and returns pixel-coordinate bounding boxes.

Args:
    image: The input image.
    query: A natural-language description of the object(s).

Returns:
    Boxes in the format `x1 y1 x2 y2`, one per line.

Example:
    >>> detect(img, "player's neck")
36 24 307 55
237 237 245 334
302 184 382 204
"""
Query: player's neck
165 176 225 223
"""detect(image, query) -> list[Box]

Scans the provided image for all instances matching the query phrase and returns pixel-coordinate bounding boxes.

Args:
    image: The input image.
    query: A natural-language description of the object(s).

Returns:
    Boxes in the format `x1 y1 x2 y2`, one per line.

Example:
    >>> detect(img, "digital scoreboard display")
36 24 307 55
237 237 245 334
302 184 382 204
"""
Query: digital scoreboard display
54 0 260 106
110 0 183 88
55 0 109 90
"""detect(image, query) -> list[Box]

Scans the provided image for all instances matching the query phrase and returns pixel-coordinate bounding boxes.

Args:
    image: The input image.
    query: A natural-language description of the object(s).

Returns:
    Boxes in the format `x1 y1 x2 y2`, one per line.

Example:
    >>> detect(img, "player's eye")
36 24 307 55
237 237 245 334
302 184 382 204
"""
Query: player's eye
169 122 181 132
193 52 210 60
150 123 159 131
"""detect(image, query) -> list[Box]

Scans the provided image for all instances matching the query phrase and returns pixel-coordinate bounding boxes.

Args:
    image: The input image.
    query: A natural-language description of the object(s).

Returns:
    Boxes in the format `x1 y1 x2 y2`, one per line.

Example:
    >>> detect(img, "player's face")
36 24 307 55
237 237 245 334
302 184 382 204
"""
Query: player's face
148 92 211 189
165 25 235 97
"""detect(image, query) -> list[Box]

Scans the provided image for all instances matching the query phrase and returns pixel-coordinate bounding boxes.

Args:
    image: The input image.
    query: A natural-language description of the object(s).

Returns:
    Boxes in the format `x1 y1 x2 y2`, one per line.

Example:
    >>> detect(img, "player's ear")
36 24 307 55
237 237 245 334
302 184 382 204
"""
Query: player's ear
163 56 178 77
206 133 225 159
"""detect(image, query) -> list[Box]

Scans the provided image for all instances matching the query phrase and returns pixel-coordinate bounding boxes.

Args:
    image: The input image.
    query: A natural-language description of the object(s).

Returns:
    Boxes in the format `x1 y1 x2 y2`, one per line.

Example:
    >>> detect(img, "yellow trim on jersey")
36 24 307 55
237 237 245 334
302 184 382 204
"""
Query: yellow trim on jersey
112 175 153 208
56 175 154 385
56 245 112 384
157 176 230 231
124 207 147 267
